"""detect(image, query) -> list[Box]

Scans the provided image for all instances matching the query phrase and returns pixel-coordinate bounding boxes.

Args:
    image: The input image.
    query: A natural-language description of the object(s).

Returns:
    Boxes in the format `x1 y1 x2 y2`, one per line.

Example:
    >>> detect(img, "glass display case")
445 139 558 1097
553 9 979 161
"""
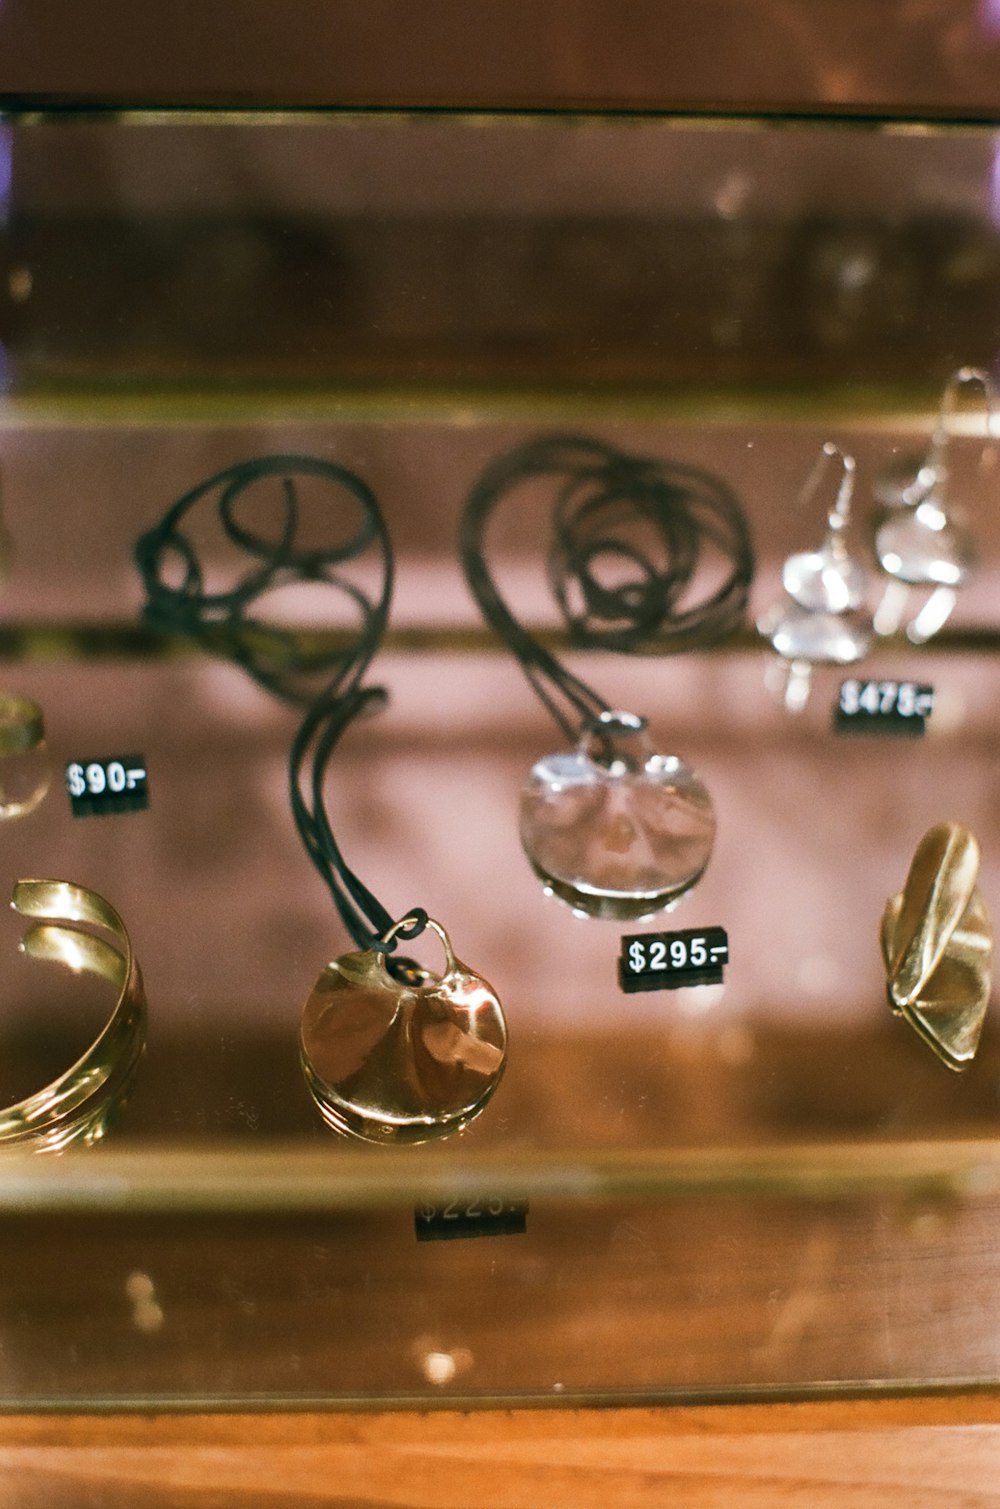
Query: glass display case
1 95 1000 1416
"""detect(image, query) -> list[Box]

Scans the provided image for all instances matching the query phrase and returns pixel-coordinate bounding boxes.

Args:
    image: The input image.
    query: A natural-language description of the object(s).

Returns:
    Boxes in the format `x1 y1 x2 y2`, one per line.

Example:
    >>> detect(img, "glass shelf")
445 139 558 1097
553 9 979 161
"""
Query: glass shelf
0 107 998 1411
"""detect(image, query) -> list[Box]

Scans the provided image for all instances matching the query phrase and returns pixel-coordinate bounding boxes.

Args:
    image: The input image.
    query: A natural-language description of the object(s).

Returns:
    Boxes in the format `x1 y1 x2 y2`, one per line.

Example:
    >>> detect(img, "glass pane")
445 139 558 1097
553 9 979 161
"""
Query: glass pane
0 111 996 1409
2 113 1000 398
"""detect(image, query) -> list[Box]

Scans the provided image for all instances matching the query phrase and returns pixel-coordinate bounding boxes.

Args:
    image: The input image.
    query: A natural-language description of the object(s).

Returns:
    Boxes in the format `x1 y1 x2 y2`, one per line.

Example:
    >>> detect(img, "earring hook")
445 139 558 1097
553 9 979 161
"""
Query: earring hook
799 441 856 558
924 366 995 492
759 442 870 712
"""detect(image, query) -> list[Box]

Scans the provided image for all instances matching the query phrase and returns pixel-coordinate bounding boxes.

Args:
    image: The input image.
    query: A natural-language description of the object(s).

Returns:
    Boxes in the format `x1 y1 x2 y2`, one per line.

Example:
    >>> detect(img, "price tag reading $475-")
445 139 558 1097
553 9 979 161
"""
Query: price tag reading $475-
835 679 934 736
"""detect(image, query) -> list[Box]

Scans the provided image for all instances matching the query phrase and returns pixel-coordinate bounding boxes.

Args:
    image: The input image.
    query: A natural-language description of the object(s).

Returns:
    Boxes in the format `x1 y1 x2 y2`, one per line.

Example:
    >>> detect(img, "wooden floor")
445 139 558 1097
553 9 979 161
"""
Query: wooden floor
2 1396 1000 1507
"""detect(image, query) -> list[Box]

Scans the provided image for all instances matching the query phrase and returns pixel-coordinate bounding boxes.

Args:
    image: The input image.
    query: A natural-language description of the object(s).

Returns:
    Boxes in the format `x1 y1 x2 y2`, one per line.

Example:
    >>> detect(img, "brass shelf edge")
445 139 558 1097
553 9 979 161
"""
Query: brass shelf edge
4 1377 1000 1416
0 1137 997 1213
0 385 967 432
1 620 998 661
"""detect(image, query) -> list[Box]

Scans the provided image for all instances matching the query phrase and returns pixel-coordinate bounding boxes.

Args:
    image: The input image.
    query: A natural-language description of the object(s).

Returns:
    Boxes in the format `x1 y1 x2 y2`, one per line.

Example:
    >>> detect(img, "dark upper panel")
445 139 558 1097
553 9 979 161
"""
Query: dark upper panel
2 0 1000 117
4 116 999 397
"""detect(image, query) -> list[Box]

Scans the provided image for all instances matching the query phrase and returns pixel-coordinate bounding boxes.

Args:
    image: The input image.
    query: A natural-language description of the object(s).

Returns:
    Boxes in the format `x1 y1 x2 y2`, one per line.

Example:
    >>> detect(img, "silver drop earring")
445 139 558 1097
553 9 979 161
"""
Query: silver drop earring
872 365 994 644
758 441 872 711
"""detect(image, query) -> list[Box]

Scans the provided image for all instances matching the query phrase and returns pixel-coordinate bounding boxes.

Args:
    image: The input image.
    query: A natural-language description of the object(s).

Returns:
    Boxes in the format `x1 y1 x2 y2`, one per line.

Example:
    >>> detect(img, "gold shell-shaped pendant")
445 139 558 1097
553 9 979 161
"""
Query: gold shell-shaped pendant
300 919 507 1143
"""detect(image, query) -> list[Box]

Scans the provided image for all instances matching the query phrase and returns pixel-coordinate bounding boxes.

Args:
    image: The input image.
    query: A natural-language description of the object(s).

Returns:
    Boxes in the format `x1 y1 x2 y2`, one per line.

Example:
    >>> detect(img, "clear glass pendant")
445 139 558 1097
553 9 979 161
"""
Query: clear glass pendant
874 498 973 589
758 599 872 665
519 710 715 920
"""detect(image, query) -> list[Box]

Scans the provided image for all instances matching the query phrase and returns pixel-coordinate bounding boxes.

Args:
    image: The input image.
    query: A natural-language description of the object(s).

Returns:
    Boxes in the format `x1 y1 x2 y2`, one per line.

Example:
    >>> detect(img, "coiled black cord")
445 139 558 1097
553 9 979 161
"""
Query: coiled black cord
135 454 422 956
460 434 755 740
135 454 387 708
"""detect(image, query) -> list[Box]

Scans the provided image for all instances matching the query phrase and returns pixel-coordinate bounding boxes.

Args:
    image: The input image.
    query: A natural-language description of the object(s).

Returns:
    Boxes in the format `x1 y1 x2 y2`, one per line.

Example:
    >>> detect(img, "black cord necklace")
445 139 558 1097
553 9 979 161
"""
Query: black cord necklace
135 453 389 709
459 433 755 919
136 454 507 1143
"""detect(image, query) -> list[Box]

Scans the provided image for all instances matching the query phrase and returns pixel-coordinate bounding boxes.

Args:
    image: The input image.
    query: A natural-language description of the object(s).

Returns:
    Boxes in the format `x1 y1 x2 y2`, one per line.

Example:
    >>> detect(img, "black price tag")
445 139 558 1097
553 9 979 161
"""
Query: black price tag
835 679 934 737
415 1196 528 1242
619 926 729 993
66 755 149 817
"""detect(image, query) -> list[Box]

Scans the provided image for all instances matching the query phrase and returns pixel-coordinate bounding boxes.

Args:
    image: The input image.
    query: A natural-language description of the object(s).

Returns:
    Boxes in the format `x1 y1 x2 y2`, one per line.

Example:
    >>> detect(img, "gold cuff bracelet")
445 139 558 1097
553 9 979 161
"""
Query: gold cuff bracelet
0 881 147 1150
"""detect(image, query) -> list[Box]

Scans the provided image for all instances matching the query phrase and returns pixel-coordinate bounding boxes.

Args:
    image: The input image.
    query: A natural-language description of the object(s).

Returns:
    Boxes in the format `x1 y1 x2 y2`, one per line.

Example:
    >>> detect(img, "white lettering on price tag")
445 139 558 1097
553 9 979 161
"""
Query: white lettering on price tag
619 927 729 993
627 935 716 973
836 679 934 730
415 1196 528 1241
66 755 149 815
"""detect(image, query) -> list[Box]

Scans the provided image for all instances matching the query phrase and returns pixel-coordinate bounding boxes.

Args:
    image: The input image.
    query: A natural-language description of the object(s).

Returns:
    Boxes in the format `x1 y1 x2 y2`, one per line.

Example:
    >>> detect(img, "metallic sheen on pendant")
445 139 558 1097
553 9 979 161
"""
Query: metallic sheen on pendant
300 917 507 1143
881 822 992 1071
519 710 715 920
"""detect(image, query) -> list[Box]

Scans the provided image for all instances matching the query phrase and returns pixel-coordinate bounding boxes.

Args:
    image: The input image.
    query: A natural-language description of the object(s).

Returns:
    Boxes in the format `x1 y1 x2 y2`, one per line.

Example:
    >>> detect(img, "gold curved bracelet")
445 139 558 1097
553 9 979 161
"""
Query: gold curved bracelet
0 881 147 1150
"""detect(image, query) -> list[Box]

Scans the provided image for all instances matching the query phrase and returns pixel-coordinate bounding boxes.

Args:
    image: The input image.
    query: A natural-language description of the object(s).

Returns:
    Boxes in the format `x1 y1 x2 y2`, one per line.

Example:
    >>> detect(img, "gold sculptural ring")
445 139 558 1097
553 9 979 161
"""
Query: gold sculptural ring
300 915 508 1144
0 694 50 819
0 881 147 1149
882 822 992 1070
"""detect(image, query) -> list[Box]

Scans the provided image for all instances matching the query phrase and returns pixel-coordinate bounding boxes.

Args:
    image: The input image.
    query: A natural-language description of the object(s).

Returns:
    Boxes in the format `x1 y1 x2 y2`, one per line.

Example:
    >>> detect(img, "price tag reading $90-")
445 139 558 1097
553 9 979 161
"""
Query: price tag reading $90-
66 755 149 816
